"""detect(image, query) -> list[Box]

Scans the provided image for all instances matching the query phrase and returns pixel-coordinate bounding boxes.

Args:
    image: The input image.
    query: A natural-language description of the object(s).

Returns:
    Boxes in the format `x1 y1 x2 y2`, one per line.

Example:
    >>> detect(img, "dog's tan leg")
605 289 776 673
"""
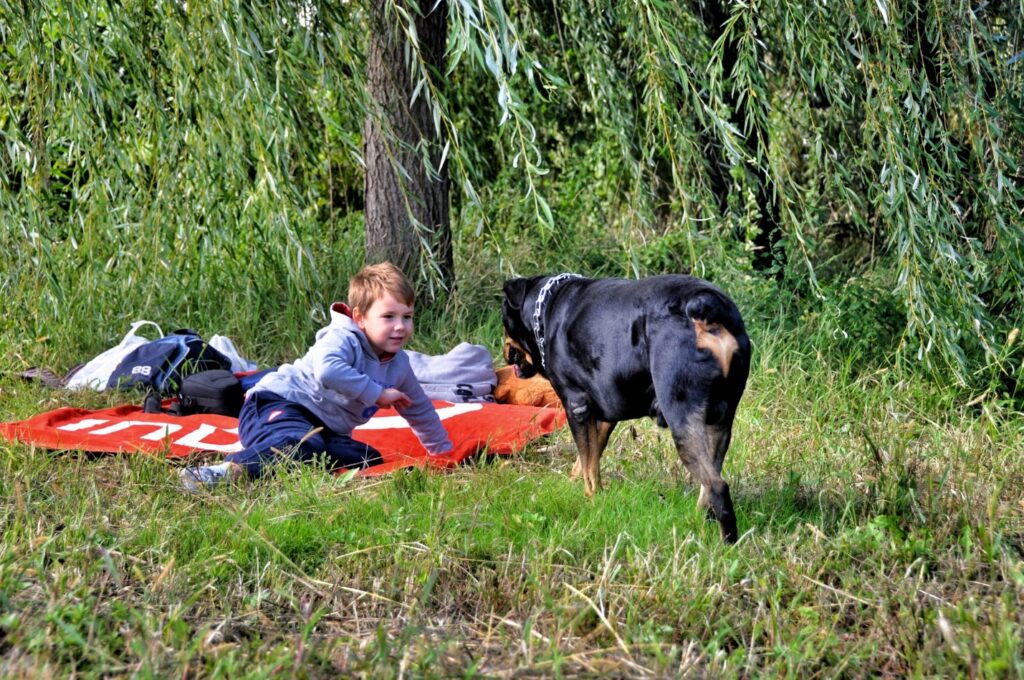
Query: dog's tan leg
585 420 615 495
567 420 592 494
674 414 738 543
697 423 732 511
568 419 616 496
697 483 711 511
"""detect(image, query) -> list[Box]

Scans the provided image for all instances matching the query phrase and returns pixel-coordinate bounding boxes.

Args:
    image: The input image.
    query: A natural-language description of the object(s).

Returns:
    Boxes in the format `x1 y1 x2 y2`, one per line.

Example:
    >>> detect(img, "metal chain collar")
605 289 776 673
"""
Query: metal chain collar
531 273 582 371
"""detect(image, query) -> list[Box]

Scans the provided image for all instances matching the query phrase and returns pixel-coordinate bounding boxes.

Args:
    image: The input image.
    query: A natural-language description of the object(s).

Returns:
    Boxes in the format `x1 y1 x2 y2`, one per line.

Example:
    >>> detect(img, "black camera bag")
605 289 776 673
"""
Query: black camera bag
176 369 244 417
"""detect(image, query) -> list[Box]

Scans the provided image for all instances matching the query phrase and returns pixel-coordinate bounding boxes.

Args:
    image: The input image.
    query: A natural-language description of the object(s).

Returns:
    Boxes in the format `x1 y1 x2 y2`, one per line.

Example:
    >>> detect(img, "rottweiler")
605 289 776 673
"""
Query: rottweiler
502 274 751 543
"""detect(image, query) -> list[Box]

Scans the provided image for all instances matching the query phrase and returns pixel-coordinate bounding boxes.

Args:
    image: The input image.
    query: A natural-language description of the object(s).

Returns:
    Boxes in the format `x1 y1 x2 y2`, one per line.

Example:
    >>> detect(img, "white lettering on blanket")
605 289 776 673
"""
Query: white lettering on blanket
54 418 110 431
174 423 243 453
57 418 242 453
354 403 483 430
53 403 485 453
90 421 184 441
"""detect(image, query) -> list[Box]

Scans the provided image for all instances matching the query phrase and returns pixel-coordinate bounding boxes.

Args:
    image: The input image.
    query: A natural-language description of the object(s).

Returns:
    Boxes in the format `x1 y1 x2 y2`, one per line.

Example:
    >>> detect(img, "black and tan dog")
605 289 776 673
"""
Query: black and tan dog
502 274 751 543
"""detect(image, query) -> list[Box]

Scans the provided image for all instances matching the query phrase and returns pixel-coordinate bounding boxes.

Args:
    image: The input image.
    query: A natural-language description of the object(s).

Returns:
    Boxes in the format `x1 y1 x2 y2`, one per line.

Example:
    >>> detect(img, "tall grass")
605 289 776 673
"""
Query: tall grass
2 312 1021 676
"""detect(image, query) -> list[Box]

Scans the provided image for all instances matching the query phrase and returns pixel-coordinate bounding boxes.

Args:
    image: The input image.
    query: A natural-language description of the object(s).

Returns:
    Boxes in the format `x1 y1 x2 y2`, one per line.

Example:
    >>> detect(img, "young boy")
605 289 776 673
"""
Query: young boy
180 262 452 491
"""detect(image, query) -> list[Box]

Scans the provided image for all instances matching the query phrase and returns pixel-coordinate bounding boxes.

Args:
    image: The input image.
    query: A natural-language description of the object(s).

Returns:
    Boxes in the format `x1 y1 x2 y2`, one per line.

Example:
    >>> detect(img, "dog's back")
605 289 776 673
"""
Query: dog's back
547 275 749 425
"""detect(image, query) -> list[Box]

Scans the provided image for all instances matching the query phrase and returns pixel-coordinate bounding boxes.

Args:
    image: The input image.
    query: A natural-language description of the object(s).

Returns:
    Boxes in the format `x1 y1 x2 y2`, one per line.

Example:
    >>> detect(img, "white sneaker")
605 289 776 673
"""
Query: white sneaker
179 462 244 492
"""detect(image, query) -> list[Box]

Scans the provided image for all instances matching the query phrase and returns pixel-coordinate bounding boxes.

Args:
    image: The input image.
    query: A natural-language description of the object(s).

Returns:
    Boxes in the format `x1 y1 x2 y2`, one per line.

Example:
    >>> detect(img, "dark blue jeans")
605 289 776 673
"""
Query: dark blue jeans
226 390 382 478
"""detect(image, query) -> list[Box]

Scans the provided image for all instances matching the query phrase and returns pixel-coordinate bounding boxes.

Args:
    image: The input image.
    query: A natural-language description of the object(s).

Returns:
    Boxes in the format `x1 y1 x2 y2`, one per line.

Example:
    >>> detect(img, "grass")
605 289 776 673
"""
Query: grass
3 0 1021 672
2 335 1022 678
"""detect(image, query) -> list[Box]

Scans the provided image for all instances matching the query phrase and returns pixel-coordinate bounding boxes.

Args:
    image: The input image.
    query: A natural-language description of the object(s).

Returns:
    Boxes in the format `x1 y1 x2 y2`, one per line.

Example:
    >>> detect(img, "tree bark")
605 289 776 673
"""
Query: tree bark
363 0 453 298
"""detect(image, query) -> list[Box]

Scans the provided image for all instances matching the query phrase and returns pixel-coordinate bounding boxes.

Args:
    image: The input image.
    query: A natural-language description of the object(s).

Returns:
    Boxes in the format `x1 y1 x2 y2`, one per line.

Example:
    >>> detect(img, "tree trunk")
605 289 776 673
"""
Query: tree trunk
696 0 784 276
363 0 453 298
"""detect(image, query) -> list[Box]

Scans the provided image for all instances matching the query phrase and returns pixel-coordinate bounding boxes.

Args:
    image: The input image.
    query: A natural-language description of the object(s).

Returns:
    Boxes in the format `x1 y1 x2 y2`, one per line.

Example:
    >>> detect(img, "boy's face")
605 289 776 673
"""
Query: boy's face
353 292 414 356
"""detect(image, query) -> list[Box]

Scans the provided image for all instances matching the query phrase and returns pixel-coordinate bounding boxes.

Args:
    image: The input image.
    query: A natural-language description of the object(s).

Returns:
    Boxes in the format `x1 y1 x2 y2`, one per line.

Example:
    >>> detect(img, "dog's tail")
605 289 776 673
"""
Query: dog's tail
686 294 742 378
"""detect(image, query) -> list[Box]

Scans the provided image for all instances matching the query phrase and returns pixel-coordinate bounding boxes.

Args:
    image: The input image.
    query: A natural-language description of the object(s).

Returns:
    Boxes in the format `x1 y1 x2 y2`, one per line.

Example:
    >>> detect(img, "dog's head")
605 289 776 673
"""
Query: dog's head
501 277 544 379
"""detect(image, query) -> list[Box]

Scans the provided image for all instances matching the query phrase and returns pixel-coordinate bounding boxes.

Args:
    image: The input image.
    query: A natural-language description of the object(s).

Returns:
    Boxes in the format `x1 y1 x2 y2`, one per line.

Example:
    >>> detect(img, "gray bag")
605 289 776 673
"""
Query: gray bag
406 343 497 403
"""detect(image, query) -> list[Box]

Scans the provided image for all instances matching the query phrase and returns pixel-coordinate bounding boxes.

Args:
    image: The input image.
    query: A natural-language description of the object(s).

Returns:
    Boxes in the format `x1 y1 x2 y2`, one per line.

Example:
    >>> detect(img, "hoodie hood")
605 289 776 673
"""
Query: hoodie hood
331 301 354 319
326 301 395 362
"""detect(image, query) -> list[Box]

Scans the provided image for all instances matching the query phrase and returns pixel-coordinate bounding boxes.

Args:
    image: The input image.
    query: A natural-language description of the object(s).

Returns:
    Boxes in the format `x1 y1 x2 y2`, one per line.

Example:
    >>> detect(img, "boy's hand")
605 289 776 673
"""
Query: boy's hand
376 388 412 410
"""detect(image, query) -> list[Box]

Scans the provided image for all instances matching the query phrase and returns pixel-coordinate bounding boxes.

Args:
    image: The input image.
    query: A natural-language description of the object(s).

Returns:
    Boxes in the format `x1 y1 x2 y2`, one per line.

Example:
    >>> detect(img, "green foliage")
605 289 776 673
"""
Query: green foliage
456 0 1024 389
2 0 1021 390
0 24 1021 680
0 0 370 365
2 339 1023 675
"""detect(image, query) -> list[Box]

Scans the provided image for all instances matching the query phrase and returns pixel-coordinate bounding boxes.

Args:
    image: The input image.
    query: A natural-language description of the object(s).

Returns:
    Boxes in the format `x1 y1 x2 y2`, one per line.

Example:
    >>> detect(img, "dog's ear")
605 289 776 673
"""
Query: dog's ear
503 278 530 311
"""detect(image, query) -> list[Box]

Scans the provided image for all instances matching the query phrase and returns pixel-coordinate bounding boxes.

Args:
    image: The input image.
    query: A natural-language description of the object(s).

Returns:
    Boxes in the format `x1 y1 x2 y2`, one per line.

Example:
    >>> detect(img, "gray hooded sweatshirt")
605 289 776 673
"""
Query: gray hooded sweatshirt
250 302 452 455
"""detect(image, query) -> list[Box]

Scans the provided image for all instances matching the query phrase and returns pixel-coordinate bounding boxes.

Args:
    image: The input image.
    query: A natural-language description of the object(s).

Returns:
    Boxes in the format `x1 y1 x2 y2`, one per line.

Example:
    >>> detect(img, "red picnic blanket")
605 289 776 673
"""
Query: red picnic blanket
0 401 566 476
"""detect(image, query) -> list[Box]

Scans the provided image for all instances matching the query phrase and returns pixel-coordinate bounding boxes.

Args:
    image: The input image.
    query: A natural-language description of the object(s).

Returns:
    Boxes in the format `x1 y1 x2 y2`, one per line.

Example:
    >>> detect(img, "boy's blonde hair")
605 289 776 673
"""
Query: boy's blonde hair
348 262 415 314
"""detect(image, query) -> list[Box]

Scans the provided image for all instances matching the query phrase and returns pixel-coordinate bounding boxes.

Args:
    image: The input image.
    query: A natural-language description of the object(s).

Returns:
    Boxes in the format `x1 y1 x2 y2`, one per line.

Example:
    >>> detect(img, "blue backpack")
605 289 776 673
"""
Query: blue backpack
106 330 233 394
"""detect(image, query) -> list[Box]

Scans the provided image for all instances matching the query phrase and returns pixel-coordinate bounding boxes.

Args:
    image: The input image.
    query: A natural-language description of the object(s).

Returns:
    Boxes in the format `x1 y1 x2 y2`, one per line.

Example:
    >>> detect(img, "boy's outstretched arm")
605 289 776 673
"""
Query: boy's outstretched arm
377 388 412 409
395 374 453 455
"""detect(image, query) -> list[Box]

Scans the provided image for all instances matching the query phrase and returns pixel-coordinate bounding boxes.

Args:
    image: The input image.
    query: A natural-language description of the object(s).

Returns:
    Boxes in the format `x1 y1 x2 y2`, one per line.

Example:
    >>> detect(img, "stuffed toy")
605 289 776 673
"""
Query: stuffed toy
493 366 561 408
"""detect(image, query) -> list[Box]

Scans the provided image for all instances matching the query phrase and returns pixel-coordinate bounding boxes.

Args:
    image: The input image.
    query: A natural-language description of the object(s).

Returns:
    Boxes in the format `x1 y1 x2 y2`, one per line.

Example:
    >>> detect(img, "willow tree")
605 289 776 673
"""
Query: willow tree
363 0 453 293
1 0 1021 389
360 0 555 297
462 0 1023 386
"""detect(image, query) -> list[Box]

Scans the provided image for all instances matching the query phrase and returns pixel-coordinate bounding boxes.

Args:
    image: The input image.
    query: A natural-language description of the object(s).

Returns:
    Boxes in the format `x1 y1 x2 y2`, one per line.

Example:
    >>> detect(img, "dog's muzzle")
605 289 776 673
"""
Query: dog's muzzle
504 337 537 379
